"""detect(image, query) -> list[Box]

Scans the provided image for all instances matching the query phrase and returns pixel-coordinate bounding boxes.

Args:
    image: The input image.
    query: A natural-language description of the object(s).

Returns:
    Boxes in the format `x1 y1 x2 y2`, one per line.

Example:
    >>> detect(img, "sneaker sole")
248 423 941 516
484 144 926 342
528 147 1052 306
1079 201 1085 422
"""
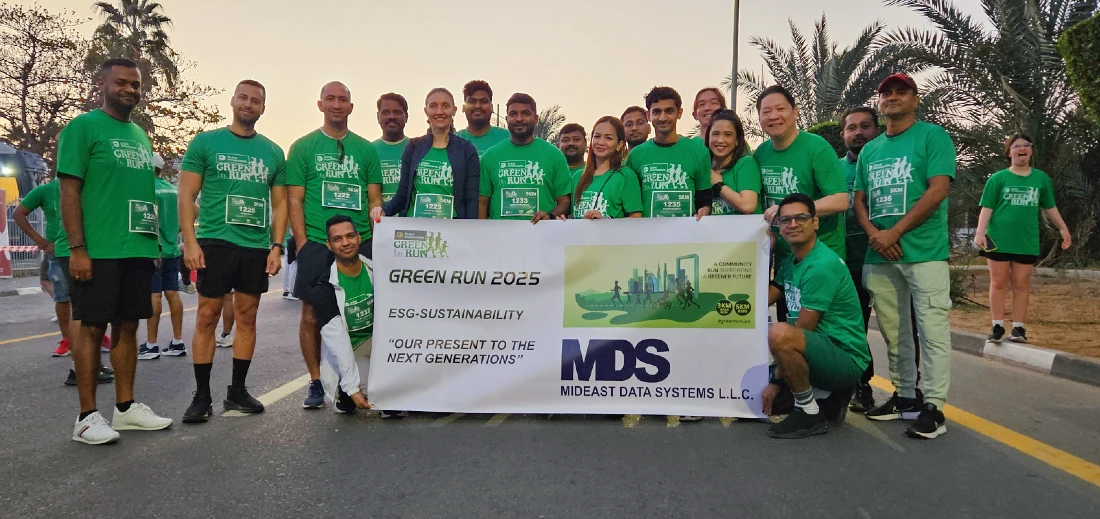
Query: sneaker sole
767 421 829 439
865 409 921 421
112 422 173 431
52 352 71 357
182 406 213 424
988 337 1003 343
72 433 120 445
302 402 324 409
223 401 265 414
137 354 161 360
161 351 187 356
906 424 947 439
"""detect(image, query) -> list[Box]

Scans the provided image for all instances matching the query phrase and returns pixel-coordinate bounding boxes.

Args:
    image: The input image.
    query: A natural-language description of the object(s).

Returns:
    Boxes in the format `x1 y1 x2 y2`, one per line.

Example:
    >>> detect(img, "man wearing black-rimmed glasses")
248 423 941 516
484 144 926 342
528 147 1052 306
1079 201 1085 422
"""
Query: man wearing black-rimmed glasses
761 193 870 439
287 81 383 410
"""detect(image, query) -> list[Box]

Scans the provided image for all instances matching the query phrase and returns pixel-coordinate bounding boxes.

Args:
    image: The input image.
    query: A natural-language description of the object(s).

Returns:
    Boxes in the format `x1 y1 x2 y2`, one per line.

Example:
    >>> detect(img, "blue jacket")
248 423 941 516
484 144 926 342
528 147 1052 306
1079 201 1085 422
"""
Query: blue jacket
382 131 480 218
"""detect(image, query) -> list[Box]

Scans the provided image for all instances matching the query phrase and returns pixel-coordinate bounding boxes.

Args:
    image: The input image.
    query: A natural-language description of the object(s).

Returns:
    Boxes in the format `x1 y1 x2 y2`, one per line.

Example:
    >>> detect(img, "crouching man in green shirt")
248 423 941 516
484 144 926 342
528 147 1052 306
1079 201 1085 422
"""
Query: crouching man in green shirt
762 193 871 439
303 215 375 415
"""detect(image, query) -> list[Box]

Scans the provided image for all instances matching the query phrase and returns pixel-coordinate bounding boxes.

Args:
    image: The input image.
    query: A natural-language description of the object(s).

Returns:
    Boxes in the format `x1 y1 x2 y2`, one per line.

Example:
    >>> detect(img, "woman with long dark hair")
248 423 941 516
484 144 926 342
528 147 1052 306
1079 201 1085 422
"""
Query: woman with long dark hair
973 133 1070 343
371 87 479 220
706 109 761 215
560 116 642 220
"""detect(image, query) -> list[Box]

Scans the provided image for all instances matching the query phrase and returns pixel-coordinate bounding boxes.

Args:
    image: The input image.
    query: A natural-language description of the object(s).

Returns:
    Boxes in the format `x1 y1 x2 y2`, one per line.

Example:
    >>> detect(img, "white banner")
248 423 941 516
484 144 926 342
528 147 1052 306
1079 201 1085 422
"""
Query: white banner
368 217 770 417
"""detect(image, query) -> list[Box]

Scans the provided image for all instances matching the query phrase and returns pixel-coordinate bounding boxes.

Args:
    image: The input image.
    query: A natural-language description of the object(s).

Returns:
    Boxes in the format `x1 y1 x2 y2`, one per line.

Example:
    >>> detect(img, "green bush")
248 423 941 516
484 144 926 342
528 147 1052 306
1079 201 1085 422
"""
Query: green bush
1060 13 1100 123
806 121 844 158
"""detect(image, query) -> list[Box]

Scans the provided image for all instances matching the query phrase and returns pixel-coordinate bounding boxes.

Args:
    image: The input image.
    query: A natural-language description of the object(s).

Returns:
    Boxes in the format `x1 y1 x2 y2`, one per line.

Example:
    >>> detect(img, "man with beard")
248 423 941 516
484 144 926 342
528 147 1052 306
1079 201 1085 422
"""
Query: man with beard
373 93 409 204
478 93 571 222
624 86 712 220
854 74 955 439
557 123 587 176
58 58 173 444
178 80 288 423
456 80 510 157
691 87 726 142
621 106 651 150
288 81 383 409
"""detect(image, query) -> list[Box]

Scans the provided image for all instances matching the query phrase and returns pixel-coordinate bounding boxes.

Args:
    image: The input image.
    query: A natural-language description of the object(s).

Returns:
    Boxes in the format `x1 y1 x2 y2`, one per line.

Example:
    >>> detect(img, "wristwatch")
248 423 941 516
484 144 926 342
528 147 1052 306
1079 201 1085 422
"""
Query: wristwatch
270 242 285 251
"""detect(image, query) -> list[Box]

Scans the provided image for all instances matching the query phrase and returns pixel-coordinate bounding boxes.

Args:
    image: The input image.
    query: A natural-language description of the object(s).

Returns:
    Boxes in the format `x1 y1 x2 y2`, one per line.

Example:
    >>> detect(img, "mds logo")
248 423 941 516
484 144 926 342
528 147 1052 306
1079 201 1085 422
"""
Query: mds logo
561 339 670 383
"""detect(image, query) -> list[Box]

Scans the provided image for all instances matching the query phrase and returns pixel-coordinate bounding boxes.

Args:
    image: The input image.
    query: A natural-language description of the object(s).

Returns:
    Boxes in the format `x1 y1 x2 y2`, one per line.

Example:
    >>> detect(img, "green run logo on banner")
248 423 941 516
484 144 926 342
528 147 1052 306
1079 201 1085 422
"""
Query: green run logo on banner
393 229 450 258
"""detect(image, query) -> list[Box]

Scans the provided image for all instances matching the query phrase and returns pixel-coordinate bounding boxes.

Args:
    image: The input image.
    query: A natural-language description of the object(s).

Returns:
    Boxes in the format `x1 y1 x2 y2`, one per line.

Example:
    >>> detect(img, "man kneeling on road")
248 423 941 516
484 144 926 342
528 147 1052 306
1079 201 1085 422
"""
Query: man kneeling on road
762 193 871 439
302 215 375 414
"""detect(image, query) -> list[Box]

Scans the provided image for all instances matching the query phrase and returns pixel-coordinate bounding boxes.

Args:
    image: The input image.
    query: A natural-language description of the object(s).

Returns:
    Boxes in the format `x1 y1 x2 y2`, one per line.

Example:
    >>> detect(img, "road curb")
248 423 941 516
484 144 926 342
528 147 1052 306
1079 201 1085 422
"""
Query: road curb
869 317 1100 390
0 286 43 298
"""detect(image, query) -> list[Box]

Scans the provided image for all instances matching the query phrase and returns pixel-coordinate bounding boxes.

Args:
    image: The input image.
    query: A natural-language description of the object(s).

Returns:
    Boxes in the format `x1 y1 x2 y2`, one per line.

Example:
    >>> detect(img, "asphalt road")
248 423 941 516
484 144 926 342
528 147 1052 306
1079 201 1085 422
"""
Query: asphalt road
1 280 1099 518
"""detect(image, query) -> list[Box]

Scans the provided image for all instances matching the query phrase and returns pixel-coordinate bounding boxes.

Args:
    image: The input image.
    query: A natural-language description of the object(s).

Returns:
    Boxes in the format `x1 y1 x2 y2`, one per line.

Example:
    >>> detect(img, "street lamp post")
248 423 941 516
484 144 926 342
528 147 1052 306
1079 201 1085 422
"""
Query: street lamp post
731 0 740 107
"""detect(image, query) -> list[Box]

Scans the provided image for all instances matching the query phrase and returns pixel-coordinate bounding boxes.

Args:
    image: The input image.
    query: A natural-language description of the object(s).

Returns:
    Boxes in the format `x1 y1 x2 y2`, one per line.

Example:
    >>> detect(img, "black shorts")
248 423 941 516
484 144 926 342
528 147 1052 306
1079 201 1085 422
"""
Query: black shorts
196 239 270 298
980 250 1040 265
293 238 372 299
287 235 297 264
61 256 155 325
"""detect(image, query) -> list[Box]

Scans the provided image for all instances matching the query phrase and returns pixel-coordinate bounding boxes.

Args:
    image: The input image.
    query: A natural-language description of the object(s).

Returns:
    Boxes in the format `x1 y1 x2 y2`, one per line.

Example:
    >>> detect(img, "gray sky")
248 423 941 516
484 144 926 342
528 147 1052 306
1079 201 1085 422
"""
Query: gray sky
38 0 988 148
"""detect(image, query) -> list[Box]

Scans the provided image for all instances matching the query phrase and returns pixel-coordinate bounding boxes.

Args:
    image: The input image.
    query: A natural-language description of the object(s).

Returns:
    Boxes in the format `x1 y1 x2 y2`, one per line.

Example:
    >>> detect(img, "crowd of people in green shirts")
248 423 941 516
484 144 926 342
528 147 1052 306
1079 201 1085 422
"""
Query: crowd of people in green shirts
30 57 1069 445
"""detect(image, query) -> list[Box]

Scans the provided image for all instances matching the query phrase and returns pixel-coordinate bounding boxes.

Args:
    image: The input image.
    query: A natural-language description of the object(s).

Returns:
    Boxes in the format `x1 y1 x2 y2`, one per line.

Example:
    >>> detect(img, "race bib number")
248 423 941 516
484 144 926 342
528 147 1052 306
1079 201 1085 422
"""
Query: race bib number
225 195 268 228
412 193 454 219
869 183 906 219
344 293 375 332
128 200 158 235
650 190 692 218
322 180 362 210
501 188 539 217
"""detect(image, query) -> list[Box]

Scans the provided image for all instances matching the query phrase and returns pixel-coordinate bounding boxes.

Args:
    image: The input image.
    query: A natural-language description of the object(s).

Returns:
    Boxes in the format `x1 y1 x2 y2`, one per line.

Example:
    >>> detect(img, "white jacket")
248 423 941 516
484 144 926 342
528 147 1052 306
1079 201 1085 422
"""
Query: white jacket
310 255 374 405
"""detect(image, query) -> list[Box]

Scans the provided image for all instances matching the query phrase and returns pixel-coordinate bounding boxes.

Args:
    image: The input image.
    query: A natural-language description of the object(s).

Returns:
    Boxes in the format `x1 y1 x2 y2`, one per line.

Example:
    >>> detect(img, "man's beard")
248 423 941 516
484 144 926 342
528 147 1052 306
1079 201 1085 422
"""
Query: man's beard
563 147 583 163
627 138 646 148
106 92 139 116
236 112 260 128
509 124 533 141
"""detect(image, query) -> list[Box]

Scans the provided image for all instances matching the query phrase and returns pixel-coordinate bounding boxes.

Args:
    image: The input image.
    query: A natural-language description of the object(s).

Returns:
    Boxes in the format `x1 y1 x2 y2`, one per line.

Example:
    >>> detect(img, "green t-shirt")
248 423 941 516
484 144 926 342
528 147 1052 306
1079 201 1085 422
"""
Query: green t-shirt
411 147 456 219
624 137 710 218
775 240 870 371
19 180 61 244
456 126 510 157
478 138 571 220
372 137 407 204
754 131 847 259
285 129 382 244
55 109 158 260
569 167 643 219
337 263 375 347
154 177 181 258
180 127 286 250
841 157 868 267
855 121 956 264
979 168 1056 256
569 165 585 177
711 156 764 215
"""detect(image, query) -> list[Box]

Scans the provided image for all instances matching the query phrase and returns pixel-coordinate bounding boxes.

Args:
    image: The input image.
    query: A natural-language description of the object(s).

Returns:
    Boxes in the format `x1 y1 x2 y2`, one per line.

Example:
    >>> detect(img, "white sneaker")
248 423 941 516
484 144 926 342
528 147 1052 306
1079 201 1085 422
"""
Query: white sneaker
216 333 234 348
72 412 120 445
50 315 58 323
112 403 173 431
183 284 197 295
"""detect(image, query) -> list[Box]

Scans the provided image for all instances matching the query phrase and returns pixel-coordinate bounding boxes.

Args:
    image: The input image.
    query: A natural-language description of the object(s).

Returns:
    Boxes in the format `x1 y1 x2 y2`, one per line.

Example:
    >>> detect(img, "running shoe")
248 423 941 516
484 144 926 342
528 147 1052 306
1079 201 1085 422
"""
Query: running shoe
988 324 1006 343
182 392 213 424
100 335 111 353
849 384 875 413
137 343 161 360
678 415 704 422
865 392 923 421
224 385 265 414
162 341 187 356
52 339 72 357
767 408 828 439
216 333 234 348
303 379 325 409
1008 326 1028 343
72 412 120 445
905 402 947 439
821 386 855 427
112 403 173 431
64 367 114 386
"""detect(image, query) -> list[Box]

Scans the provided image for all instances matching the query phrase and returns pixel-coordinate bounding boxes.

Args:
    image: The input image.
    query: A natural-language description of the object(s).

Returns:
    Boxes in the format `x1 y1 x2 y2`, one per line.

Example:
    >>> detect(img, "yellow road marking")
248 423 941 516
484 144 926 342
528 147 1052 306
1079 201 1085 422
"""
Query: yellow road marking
622 414 641 428
869 376 1100 488
432 413 466 427
719 417 736 428
2 289 281 347
666 415 680 428
223 374 312 417
486 414 509 426
843 410 906 453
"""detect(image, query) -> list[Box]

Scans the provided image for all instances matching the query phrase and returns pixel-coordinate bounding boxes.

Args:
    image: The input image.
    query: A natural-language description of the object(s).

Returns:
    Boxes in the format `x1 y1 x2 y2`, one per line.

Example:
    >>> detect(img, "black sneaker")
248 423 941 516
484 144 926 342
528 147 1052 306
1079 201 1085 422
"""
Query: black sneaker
334 389 357 414
865 392 922 421
1008 326 1028 343
379 410 409 419
767 408 828 439
769 384 794 416
162 341 187 356
224 385 265 414
64 368 115 386
988 324 1006 343
905 402 947 439
183 392 213 424
849 384 875 413
303 379 325 409
820 386 855 427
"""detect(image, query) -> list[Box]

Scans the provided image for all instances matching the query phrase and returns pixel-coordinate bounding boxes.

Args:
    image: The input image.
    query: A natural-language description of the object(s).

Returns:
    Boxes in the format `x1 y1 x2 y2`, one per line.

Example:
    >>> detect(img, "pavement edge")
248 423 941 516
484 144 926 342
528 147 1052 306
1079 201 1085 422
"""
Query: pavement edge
0 286 43 298
869 316 1100 390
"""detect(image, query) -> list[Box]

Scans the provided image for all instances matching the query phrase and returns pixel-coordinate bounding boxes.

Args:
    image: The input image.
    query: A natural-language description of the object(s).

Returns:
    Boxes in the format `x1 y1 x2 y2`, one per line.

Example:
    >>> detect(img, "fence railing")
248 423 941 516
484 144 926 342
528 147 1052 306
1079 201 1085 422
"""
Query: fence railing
4 201 45 277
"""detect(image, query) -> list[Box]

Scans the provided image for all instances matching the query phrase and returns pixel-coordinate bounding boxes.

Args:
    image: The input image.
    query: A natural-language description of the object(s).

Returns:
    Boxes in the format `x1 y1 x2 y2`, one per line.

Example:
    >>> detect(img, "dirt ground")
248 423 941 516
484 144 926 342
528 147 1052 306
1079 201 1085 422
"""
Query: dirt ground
950 269 1100 359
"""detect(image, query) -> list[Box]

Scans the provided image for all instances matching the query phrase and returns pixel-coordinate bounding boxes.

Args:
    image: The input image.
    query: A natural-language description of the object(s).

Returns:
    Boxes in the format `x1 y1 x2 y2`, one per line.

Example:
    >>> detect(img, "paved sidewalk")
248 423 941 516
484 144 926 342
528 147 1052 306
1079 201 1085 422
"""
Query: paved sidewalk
0 275 43 297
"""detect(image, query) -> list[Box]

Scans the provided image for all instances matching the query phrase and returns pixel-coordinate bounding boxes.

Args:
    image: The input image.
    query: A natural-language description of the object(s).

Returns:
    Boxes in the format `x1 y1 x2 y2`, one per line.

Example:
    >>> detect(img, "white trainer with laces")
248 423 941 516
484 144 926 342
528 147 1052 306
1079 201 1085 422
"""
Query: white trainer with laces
112 403 173 431
72 412 120 445
216 333 234 348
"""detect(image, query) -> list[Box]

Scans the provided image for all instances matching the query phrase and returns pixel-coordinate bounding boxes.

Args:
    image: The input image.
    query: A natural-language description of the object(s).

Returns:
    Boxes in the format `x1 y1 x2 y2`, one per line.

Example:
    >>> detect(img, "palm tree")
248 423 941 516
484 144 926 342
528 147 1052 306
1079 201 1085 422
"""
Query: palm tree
91 0 177 87
722 15 926 134
886 0 1100 263
535 104 567 142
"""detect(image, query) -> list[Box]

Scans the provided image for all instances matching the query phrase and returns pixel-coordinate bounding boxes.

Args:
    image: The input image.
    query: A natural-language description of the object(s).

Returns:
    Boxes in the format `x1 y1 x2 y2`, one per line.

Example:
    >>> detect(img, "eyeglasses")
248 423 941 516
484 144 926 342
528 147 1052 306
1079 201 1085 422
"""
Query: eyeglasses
777 213 813 226
1010 142 1033 149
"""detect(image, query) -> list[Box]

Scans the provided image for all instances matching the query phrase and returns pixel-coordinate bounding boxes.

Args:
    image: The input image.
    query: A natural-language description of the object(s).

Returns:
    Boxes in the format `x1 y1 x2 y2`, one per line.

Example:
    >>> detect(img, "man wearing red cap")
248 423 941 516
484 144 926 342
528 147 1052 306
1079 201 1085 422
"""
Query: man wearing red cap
853 73 955 439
